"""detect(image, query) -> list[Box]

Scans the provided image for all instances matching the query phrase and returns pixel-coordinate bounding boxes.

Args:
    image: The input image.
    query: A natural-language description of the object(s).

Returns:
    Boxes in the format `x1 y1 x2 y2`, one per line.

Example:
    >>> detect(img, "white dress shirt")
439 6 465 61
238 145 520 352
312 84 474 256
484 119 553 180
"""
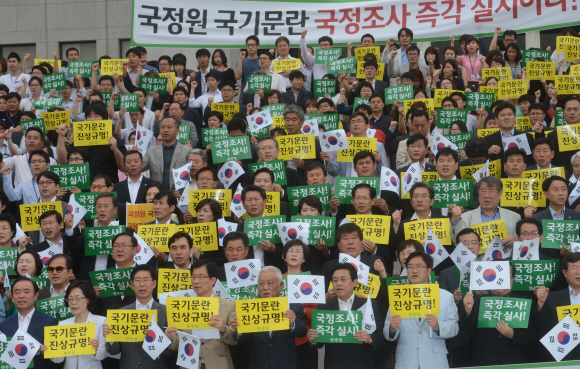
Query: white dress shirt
136 298 154 310
50 283 69 297
127 175 144 204
3 154 58 187
18 308 35 332
338 293 355 311
570 286 580 306
47 238 64 254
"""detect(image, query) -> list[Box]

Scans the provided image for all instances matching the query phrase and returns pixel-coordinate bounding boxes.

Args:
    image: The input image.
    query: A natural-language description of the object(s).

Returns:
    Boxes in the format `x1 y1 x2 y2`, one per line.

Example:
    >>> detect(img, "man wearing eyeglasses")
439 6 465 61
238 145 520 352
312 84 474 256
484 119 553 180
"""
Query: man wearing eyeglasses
525 104 552 139
235 35 261 102
2 149 50 204
27 210 77 265
37 254 75 300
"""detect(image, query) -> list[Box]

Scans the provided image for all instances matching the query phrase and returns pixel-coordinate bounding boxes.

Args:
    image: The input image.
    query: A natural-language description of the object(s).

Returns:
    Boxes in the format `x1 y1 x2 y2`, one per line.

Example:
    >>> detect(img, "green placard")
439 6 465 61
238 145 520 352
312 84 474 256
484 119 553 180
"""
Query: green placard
312 310 362 344
542 219 580 249
511 259 559 291
177 124 189 144
287 184 331 214
313 79 337 98
429 180 474 208
436 109 468 129
291 216 335 245
454 267 471 297
334 177 380 205
50 163 90 190
445 132 472 151
89 267 135 298
120 94 139 112
243 215 285 246
261 103 286 117
102 92 121 110
0 338 34 369
201 127 228 147
67 61 98 78
211 136 253 164
304 113 323 124
36 296 74 321
320 113 340 131
554 110 566 127
139 75 168 95
42 73 66 93
247 75 272 94
220 281 258 300
522 50 551 67
20 118 46 136
384 85 413 105
84 225 126 256
477 296 531 328
315 48 342 64
32 268 50 289
248 160 287 186
385 272 436 288
75 192 118 220
353 97 370 111
0 247 19 276
328 57 357 74
466 92 495 110
32 98 63 110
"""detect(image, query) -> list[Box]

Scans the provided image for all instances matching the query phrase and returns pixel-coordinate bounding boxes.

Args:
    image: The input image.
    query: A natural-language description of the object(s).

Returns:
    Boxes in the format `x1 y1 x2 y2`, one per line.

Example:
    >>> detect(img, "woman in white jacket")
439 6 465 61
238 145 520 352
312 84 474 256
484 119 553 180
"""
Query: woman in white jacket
50 280 107 369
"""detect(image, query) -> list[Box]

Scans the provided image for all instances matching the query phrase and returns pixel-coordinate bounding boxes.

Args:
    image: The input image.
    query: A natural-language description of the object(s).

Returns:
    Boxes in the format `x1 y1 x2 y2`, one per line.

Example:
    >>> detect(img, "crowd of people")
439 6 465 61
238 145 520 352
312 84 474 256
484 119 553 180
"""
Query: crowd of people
0 22 578 369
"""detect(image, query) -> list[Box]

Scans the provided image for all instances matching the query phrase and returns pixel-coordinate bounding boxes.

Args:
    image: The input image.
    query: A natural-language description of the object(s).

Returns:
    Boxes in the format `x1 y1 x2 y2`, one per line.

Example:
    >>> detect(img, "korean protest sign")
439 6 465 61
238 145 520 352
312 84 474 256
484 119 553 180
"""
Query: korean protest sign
337 137 377 163
384 85 413 105
106 309 157 342
346 215 391 244
312 310 362 344
66 61 99 78
470 219 509 254
515 116 532 131
352 97 370 112
354 46 381 62
479 86 499 100
466 92 495 110
444 132 472 151
481 67 512 82
126 203 155 230
522 166 565 181
388 284 440 318
41 111 70 130
158 268 193 297
89 267 135 298
334 177 379 205
36 296 74 321
542 219 580 249
291 216 335 246
459 159 502 183
35 59 61 68
211 136 252 164
429 180 474 208
177 223 219 252
328 57 356 74
276 135 316 161
235 297 289 333
511 260 560 291
436 109 468 130
33 98 63 111
201 127 228 147
43 323 96 358
403 98 434 116
557 125 580 151
139 75 168 94
313 79 337 98
498 79 527 99
0 247 19 276
49 163 90 190
272 59 301 73
287 184 331 214
557 304 580 326
188 189 232 217
477 297 531 328
385 272 437 289
20 202 63 232
527 61 556 80
75 192 118 220
247 75 272 94
243 215 285 246
166 297 219 330
20 118 47 136
320 114 340 131
211 103 240 121
100 59 126 75
121 93 140 112
500 178 545 207
403 218 451 245
315 48 342 64
433 89 463 108
84 225 126 256
136 224 177 253
177 124 190 145
249 160 287 186
356 62 385 80
42 73 66 93
328 273 382 299
101 92 121 110
74 121 112 146
0 330 39 369
158 72 177 88
521 50 551 67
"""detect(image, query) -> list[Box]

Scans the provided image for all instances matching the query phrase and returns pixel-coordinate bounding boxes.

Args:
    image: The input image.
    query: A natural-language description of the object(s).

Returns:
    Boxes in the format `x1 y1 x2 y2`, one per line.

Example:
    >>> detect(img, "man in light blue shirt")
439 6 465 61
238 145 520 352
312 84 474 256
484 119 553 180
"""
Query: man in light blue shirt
2 149 49 204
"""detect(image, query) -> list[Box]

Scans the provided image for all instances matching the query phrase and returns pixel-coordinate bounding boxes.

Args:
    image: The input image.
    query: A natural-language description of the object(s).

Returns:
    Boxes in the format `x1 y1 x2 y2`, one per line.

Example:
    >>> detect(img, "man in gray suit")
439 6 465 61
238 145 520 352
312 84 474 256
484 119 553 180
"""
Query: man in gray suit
103 264 177 369
143 116 190 191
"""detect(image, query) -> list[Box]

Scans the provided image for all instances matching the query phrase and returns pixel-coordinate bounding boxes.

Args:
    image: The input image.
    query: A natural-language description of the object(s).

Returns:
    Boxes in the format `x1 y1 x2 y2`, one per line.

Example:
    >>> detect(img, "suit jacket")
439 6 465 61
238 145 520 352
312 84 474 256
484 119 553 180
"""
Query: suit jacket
549 128 575 174
27 233 80 277
452 206 521 245
394 164 437 220
27 202 69 245
281 89 312 110
143 142 191 190
236 222 284 270
395 136 434 170
533 207 580 259
239 303 306 369
384 288 458 369
37 286 53 300
107 301 175 369
0 310 59 369
322 254 384 291
113 176 158 205
483 130 535 168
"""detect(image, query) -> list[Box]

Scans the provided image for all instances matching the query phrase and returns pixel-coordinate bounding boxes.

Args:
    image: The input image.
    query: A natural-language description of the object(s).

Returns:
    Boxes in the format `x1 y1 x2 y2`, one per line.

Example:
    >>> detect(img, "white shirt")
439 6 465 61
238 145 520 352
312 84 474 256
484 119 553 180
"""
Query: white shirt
18 309 35 332
410 211 432 221
50 283 69 298
571 287 580 306
0 73 31 92
272 55 301 89
95 221 119 271
136 297 154 310
155 218 172 224
127 175 143 204
47 238 64 254
191 90 223 112
338 293 355 311
3 153 58 187
175 262 191 270
0 140 11 159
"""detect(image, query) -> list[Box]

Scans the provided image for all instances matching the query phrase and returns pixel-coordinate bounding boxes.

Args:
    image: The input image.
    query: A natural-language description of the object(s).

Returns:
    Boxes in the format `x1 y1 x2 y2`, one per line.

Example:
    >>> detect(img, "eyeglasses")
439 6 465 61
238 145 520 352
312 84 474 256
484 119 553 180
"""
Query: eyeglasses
47 266 67 273
567 266 580 273
258 57 270 61
332 277 352 283
41 220 59 227
412 195 430 200
407 265 428 270
38 180 55 186
112 244 133 249
133 278 152 284
66 296 86 303
91 184 108 190
30 160 46 164
191 275 210 281
353 197 371 201
68 157 85 163
461 240 481 246
520 231 539 237
197 177 215 182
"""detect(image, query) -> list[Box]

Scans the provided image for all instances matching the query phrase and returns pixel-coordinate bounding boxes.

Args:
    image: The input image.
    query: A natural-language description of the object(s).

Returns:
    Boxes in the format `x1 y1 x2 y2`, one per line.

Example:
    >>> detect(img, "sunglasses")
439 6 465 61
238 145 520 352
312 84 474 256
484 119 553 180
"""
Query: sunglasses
47 266 68 273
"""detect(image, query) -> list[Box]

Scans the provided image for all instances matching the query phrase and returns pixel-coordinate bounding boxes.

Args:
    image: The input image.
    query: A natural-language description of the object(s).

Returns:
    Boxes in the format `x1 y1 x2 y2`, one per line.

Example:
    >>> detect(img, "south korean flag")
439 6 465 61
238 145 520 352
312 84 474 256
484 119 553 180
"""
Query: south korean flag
449 242 476 271
401 161 422 198
218 161 245 189
501 133 531 155
319 129 348 152
483 237 513 261
472 160 489 184
540 315 580 362
224 259 261 288
142 314 171 360
571 242 580 253
338 253 369 287
423 227 450 269
358 295 376 334
229 184 246 218
512 237 540 261
366 128 377 138
287 275 325 304
569 180 580 205
136 125 154 154
37 244 59 267
171 162 192 191
432 130 458 155
380 167 400 195
67 194 88 229
176 331 201 369
247 110 274 134
133 233 154 265
11 224 26 244
176 182 191 214
277 222 310 245
301 119 320 137
470 261 510 291
217 218 239 246
0 328 40 369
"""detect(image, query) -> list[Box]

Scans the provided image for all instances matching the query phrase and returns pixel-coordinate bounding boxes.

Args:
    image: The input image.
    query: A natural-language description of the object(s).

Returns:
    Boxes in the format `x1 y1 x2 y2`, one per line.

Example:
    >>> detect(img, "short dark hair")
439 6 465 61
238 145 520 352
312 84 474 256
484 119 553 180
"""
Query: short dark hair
112 231 137 248
246 35 260 46
195 199 222 219
503 29 518 39
409 182 434 199
227 117 247 134
363 59 378 69
153 191 178 207
64 280 97 310
5 92 21 102
318 36 333 46
542 175 567 192
518 94 534 105
504 146 526 162
405 251 433 269
336 223 363 243
435 147 458 163
195 167 217 182
205 71 220 83
305 162 327 176
352 183 376 200
441 96 458 109
397 239 424 254
289 70 304 81
407 133 428 147
495 101 516 116
38 210 62 225
67 148 90 163
26 127 45 139
398 28 414 40
252 167 275 184
331 263 357 281
241 184 266 202
282 239 309 260
37 170 60 185
532 137 554 152
29 149 50 164
168 232 193 249
0 213 16 237
353 150 375 166
223 231 249 249
406 45 420 55
191 259 219 283
12 277 38 294
7 52 21 62
361 34 375 43
158 55 172 65
48 253 74 270
125 47 142 58
456 228 481 244
298 195 322 215
529 103 546 114
130 264 157 281
124 150 143 162
515 218 543 236
17 250 43 277
465 137 490 159
562 252 580 270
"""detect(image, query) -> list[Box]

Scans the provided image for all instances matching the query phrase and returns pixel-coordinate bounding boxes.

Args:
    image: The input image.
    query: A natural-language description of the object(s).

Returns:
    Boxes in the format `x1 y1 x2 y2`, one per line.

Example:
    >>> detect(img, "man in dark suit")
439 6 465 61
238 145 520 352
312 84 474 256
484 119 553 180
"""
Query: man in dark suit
27 210 78 269
281 71 312 110
0 278 58 369
113 151 157 204
250 167 291 221
548 96 580 173
350 59 388 100
217 232 250 281
232 266 307 369
37 254 75 300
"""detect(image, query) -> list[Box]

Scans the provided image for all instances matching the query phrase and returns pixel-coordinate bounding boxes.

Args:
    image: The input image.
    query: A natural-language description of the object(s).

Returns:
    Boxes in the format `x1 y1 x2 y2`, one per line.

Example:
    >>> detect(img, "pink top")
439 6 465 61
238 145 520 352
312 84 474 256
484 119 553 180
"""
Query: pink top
458 55 489 82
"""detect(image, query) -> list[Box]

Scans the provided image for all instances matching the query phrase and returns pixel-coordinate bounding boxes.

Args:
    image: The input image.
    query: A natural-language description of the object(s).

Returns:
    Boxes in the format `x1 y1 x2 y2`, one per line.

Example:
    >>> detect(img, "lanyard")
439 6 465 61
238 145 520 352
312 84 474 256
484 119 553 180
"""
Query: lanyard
10 74 22 85
468 56 477 81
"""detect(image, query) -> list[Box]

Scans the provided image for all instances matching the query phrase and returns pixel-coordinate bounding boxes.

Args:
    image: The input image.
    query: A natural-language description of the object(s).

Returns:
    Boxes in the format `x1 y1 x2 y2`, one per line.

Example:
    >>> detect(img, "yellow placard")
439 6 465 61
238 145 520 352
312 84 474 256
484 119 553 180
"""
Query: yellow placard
571 65 580 77
44 323 96 358
126 204 155 230
276 134 316 161
479 86 499 101
459 159 502 183
158 72 177 89
557 304 580 326
346 215 391 244
403 98 435 116
555 75 580 95
41 110 70 130
526 62 556 80
498 79 527 99
176 223 219 252
433 89 463 108
211 103 240 121
403 218 451 244
470 219 509 254
136 224 177 253
166 297 219 329
157 268 192 297
515 116 532 131
355 46 381 62
522 167 565 180
20 202 63 232
73 120 112 146
188 189 232 217
242 192 281 219
105 309 157 342
236 297 290 333
100 59 127 75
481 67 512 82
272 116 287 133
564 44 580 62
388 284 440 318
556 125 580 152
329 273 381 299
273 59 301 74
477 128 500 138
500 178 545 207
400 172 440 200
556 36 580 52
356 62 385 80
34 59 62 69
337 137 377 163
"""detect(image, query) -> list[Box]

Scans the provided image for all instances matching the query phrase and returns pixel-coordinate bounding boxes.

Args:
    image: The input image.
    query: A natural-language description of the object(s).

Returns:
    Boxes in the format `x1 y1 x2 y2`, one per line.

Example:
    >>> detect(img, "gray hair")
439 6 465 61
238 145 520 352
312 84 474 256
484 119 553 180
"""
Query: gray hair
283 104 305 121
258 266 283 284
257 136 279 150
571 151 580 165
477 176 502 193
188 148 208 163
252 70 267 76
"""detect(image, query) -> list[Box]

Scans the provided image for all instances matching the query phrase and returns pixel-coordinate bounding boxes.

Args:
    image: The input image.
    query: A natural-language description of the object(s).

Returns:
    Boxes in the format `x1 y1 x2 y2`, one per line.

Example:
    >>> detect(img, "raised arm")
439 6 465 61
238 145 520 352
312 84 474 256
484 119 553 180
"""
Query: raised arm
235 52 246 81
489 27 501 55
300 30 315 68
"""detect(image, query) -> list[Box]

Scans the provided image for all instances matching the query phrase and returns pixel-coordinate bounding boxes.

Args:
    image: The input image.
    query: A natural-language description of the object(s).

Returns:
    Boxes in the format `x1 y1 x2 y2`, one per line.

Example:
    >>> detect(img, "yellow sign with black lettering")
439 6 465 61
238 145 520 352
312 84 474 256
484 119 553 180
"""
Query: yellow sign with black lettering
556 75 580 95
355 46 381 62
337 137 377 163
557 304 580 326
74 120 112 146
20 202 63 232
433 89 463 108
166 297 219 330
460 159 502 183
346 215 391 244
211 103 240 121
356 62 385 80
158 72 177 89
242 192 280 220
403 98 435 116
106 309 156 342
388 284 440 318
35 59 62 69
126 204 155 230
498 79 527 99
329 273 381 299
188 189 232 217
571 65 580 77
236 297 290 333
100 59 127 75
477 128 500 138
500 178 545 207
399 172 440 200
479 86 498 101
527 62 556 80
470 219 509 254
44 323 95 358
177 223 219 252
157 268 192 297
273 59 301 74
41 110 70 130
564 44 580 62
515 116 532 131
556 36 580 52
556 125 580 152
276 134 316 161
523 167 565 180
482 67 512 82
403 218 451 244
136 224 177 253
